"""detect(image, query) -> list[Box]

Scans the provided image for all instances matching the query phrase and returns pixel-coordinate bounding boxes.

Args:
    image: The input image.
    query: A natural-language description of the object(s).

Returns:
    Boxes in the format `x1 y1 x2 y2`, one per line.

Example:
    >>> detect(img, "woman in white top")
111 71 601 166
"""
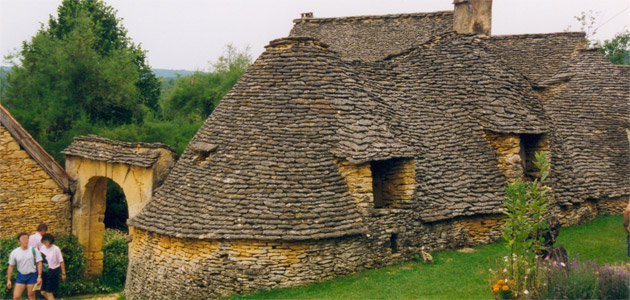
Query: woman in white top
39 234 66 300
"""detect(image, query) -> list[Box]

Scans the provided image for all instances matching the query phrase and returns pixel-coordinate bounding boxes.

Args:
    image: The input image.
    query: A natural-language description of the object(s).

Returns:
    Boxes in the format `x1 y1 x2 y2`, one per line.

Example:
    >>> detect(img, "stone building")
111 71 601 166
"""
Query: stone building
0 104 72 238
125 1 629 298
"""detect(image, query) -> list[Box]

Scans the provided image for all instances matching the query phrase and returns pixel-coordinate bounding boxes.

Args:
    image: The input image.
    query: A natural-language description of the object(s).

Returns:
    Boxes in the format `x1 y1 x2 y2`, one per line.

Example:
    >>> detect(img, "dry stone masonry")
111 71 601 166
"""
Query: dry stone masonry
0 105 71 238
124 3 629 298
62 135 176 274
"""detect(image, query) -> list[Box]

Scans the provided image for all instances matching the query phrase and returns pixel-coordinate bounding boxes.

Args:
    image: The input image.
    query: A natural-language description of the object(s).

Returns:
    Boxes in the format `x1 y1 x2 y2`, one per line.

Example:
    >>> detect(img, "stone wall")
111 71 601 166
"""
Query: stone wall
65 151 175 275
0 124 71 238
124 193 622 299
125 228 370 299
483 132 525 181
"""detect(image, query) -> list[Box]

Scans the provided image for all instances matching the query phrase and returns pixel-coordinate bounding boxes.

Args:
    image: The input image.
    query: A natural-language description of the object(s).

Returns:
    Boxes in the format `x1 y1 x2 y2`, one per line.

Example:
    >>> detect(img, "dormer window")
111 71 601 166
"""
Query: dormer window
190 142 217 166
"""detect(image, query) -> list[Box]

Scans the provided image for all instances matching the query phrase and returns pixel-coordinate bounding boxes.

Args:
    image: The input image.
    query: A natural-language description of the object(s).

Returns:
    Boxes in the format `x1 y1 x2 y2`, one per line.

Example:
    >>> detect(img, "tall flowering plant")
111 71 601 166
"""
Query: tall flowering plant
494 152 551 298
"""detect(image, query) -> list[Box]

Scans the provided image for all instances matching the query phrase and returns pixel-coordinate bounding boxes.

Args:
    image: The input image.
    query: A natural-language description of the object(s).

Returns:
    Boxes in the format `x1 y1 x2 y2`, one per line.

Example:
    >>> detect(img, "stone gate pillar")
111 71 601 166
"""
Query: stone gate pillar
62 135 176 275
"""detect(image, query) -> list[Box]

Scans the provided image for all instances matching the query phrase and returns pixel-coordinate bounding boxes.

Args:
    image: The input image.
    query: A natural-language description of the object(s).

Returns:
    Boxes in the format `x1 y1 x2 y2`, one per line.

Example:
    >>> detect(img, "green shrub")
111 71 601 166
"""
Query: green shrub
55 233 92 297
0 236 19 299
102 229 128 290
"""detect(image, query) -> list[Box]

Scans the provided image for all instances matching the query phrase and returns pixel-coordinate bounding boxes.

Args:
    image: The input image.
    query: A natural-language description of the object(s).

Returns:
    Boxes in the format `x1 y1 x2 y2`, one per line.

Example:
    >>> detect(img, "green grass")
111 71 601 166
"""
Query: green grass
237 214 627 299
556 214 627 264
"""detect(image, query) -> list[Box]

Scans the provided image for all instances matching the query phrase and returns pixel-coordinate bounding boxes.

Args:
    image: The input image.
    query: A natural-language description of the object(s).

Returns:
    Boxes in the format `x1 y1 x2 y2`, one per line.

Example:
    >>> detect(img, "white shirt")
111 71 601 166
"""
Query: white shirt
8 247 42 275
40 245 63 270
28 233 42 251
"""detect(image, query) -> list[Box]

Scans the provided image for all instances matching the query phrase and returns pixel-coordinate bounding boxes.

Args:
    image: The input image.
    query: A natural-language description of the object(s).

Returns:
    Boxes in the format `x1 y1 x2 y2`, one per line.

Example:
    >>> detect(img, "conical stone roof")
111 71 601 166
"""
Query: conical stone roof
130 32 555 238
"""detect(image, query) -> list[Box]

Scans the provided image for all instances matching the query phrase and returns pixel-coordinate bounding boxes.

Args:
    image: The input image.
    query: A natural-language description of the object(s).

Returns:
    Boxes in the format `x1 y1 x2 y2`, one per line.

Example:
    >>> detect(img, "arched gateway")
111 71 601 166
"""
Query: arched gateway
62 135 176 275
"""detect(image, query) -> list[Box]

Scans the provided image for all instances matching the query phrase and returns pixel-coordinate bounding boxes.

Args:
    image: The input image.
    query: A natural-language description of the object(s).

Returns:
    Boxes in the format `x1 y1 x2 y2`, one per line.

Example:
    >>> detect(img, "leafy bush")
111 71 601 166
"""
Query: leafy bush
0 236 19 298
102 229 128 290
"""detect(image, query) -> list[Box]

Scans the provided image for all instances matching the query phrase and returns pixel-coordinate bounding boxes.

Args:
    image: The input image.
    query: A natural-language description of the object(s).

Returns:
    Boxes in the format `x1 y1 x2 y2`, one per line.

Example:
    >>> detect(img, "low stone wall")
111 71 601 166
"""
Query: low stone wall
0 125 71 238
595 196 628 215
125 228 369 299
125 193 624 300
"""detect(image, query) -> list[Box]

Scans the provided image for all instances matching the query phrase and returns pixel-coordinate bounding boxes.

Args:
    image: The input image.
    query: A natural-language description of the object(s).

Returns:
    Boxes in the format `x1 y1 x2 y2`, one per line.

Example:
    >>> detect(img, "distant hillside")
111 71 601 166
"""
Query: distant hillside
0 66 10 80
152 69 195 78
2 66 195 79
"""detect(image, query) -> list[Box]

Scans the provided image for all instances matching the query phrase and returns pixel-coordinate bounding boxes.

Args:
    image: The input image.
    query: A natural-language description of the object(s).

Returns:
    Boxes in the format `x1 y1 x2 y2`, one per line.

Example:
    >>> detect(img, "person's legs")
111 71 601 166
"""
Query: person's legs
13 283 25 300
26 284 35 300
41 291 54 300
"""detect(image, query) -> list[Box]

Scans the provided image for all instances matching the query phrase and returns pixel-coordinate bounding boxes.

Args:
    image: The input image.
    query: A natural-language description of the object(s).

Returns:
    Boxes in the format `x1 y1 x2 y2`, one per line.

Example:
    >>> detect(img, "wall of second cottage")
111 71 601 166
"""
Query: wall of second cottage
0 124 71 238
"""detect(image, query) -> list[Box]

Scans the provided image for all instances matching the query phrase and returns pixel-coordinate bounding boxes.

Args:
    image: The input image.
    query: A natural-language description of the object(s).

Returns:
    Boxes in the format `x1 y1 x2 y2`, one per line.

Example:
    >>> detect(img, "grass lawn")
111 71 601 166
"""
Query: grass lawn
237 214 627 299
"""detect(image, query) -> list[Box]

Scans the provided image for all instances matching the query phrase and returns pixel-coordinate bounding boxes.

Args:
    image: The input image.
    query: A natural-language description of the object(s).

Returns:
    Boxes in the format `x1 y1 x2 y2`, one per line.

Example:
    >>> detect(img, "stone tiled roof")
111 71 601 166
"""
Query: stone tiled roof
290 11 454 61
62 135 176 168
536 49 630 205
486 32 588 85
130 33 552 238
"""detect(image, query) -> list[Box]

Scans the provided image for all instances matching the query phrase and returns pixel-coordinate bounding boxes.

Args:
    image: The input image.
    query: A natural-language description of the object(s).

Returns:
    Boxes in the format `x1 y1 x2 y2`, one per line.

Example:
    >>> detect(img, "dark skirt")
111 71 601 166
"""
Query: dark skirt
41 267 60 293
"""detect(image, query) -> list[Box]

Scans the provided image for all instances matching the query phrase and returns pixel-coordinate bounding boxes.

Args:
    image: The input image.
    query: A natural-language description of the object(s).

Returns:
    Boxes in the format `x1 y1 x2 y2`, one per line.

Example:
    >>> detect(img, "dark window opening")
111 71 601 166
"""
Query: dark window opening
390 234 399 253
104 179 128 232
193 150 214 165
191 142 218 166
371 158 407 208
520 134 545 180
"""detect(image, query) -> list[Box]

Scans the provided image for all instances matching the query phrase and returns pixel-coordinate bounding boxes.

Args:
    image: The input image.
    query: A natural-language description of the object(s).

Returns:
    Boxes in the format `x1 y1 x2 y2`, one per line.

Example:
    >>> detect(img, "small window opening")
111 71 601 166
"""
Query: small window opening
520 134 544 179
191 142 217 166
193 151 214 165
390 234 399 253
371 158 411 208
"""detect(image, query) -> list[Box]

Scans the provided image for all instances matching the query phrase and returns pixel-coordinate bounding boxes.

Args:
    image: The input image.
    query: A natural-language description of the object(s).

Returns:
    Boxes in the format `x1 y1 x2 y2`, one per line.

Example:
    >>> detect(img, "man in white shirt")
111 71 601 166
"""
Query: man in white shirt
28 223 48 251
6 232 43 300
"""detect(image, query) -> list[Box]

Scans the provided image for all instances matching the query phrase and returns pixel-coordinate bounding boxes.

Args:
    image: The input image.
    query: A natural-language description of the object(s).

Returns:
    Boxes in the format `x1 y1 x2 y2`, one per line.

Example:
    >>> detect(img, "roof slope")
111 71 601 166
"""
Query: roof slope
130 38 366 240
290 11 453 61
0 104 71 192
487 32 588 85
374 33 548 221
130 33 551 238
536 49 630 205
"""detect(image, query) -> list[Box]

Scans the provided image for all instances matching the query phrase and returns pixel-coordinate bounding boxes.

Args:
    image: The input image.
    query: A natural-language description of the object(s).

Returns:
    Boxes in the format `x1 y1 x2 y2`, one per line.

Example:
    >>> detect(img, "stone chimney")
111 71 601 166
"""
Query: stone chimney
453 0 492 36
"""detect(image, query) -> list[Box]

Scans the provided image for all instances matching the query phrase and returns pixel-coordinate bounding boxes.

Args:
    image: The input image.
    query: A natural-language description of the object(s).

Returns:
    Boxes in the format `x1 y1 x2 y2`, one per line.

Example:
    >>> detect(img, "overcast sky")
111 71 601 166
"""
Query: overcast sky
1 0 629 70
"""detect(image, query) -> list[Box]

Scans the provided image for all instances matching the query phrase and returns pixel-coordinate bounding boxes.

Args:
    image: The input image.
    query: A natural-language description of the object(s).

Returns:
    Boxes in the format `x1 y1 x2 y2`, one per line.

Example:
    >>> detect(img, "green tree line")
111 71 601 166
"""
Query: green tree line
0 0 251 163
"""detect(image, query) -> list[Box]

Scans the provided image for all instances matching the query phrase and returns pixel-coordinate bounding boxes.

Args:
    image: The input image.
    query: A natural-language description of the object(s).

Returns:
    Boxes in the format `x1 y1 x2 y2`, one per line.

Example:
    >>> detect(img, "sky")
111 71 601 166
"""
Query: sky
1 0 629 70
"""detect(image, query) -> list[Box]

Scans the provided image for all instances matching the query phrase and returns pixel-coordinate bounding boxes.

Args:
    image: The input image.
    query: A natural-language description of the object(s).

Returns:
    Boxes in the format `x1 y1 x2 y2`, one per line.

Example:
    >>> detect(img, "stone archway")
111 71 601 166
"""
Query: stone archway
63 135 176 275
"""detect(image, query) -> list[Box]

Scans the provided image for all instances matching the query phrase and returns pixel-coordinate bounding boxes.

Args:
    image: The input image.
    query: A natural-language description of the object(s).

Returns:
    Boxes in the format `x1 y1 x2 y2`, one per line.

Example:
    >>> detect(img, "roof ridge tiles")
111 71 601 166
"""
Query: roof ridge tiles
491 31 586 39
265 36 331 50
71 134 176 152
292 10 453 24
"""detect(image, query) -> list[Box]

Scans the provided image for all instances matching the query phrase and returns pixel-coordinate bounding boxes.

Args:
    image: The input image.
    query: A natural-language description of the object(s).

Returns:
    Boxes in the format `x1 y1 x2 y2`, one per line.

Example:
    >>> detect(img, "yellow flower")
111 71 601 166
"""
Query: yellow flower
497 279 505 285
509 280 515 285
502 285 509 291
493 285 500 293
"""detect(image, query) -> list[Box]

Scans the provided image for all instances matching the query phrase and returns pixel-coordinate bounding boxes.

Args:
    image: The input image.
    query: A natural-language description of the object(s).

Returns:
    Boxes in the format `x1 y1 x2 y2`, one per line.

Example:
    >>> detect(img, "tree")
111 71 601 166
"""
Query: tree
160 45 252 121
48 0 160 110
566 11 630 65
594 30 630 65
3 0 159 161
